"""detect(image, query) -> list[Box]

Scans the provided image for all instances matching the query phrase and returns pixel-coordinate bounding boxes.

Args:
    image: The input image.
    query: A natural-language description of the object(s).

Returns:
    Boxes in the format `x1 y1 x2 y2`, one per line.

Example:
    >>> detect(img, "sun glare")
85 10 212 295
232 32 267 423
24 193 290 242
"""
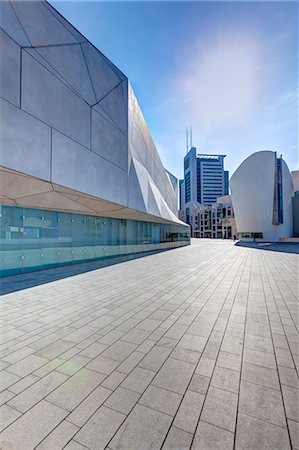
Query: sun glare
191 40 259 128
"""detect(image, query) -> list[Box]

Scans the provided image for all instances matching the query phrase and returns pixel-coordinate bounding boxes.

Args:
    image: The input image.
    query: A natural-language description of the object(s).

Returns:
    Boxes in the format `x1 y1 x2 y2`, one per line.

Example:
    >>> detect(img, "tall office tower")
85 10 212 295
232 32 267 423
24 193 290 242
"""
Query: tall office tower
179 179 185 210
224 170 229 195
180 147 229 207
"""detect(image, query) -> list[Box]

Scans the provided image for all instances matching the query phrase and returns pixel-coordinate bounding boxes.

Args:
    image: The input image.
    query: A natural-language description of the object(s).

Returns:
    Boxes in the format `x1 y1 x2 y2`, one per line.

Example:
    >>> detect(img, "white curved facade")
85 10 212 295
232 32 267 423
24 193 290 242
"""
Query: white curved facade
230 151 294 242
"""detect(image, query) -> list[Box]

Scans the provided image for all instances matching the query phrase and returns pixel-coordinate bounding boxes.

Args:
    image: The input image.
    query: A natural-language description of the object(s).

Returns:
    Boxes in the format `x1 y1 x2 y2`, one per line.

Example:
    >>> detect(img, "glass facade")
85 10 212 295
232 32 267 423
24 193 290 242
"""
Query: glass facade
0 205 190 276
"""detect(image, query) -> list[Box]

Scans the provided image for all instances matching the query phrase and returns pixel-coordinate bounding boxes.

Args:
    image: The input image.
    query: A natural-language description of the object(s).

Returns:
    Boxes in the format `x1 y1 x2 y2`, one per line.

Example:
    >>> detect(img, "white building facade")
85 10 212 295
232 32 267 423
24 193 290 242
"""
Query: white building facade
0 0 190 276
230 151 294 242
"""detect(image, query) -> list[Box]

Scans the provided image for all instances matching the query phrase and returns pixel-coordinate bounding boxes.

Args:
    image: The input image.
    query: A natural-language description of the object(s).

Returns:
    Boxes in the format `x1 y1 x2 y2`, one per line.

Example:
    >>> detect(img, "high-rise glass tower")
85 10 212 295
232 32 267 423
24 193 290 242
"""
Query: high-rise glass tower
180 148 229 208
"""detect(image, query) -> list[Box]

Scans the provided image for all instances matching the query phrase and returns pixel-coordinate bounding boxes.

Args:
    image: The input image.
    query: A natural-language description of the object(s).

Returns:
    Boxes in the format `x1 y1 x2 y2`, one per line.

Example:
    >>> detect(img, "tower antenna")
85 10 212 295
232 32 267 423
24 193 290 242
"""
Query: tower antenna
186 127 189 154
190 126 193 148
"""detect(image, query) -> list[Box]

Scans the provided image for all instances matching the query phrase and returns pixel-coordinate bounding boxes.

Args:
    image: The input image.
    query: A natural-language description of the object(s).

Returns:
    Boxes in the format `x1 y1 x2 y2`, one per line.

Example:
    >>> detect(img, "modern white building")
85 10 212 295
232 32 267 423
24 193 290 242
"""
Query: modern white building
0 0 190 276
230 151 294 242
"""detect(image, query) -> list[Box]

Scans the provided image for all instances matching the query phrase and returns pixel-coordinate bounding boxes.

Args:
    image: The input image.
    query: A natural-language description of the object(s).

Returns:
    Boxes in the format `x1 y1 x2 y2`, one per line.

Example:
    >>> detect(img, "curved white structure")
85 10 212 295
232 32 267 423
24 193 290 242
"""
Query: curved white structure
230 151 294 241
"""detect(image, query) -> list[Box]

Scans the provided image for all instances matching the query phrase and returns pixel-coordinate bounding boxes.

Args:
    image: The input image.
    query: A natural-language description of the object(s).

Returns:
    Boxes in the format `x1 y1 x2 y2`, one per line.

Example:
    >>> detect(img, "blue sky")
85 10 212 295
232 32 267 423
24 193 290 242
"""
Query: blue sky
51 1 298 180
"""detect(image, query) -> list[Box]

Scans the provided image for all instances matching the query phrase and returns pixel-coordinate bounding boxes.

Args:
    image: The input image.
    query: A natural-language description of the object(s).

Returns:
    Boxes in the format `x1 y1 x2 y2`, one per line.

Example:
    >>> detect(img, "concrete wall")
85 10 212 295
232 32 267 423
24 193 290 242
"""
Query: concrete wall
0 0 187 229
230 151 293 241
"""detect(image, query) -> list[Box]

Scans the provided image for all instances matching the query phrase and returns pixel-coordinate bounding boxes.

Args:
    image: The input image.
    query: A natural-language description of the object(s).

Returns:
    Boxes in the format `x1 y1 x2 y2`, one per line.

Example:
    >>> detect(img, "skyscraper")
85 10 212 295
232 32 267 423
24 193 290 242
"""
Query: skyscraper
179 147 229 208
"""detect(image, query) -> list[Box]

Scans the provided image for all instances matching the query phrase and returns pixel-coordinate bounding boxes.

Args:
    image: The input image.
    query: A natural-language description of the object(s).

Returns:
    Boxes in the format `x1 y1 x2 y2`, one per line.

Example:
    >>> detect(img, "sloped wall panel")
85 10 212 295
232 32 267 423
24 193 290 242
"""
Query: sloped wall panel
0 0 186 229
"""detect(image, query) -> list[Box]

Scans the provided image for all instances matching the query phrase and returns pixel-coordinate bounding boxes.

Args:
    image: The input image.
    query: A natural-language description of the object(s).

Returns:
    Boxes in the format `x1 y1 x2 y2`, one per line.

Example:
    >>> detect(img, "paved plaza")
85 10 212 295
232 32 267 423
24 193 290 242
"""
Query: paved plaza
0 239 298 450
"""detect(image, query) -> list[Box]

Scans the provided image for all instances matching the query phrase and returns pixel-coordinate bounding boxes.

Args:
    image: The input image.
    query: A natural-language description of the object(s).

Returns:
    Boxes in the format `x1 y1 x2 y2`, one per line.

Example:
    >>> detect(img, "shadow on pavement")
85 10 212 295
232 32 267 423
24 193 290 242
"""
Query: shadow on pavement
0 249 168 295
235 241 299 254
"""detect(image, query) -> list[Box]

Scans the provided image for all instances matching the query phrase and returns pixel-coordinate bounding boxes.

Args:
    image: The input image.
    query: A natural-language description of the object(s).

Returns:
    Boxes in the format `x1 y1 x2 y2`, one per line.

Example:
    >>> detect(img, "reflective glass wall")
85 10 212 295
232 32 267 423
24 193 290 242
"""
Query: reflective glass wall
0 205 190 276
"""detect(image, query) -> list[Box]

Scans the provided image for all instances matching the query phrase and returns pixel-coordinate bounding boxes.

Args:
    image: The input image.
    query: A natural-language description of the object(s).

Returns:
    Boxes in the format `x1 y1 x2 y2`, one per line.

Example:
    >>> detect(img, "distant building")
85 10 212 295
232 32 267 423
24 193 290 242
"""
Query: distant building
179 147 229 209
230 151 294 242
179 195 237 239
217 195 237 239
291 170 299 194
179 179 185 210
291 170 299 237
224 170 229 195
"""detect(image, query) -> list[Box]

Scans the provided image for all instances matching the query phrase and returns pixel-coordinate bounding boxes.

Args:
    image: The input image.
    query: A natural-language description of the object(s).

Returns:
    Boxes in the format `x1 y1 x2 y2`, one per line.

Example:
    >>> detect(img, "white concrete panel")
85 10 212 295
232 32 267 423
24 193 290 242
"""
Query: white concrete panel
55 191 124 214
130 158 149 210
18 191 92 213
230 151 293 241
51 130 128 207
128 83 177 215
23 48 80 98
0 168 50 199
98 81 128 132
0 195 15 205
128 159 146 213
82 42 121 102
0 29 20 107
148 182 162 217
22 51 90 147
43 2 87 43
281 159 294 239
11 1 78 46
0 1 30 46
91 109 128 171
0 98 51 180
93 103 120 130
37 44 96 105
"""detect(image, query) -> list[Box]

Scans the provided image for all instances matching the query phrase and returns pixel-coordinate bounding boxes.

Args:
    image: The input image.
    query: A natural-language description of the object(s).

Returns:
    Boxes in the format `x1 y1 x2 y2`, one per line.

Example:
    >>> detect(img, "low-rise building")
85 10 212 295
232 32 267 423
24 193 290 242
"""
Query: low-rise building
179 195 237 239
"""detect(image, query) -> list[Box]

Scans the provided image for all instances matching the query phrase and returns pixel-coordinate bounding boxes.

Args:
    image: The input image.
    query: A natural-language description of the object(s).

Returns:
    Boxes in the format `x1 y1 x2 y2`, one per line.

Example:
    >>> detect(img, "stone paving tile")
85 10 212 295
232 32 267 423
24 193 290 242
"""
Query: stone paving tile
0 404 21 432
200 385 238 432
288 418 299 450
0 370 21 391
104 386 140 414
101 370 127 390
78 342 108 358
162 426 193 449
0 390 15 407
241 362 280 390
152 358 196 394
0 240 297 449
36 420 79 450
216 350 242 371
235 412 291 450
86 355 119 375
211 366 240 393
138 345 172 371
56 354 91 376
46 368 105 411
239 380 287 427
243 347 276 369
110 403 173 450
100 340 137 362
5 354 48 378
281 384 299 422
67 385 112 427
0 400 68 450
8 370 68 413
74 405 125 450
63 440 88 450
7 373 40 395
173 389 205 433
192 421 234 450
139 385 182 416
121 366 156 393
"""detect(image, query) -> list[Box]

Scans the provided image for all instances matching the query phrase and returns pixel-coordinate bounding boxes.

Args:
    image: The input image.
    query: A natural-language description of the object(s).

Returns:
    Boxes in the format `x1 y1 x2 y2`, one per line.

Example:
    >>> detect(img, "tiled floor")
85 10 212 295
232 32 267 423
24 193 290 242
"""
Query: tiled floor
0 239 298 450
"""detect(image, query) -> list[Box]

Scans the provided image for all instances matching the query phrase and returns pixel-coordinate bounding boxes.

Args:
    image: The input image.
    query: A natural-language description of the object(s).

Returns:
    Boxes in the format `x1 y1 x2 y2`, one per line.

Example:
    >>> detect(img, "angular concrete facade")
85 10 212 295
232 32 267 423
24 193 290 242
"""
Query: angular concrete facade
0 1 189 275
